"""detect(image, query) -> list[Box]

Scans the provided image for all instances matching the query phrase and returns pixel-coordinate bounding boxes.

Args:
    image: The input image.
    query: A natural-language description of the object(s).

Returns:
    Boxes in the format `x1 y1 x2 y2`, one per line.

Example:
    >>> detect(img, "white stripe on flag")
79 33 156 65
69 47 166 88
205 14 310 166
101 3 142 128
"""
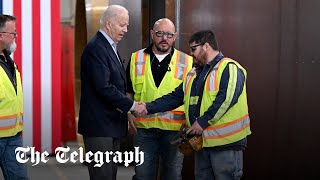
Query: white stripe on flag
2 0 13 15
22 0 33 148
41 0 52 153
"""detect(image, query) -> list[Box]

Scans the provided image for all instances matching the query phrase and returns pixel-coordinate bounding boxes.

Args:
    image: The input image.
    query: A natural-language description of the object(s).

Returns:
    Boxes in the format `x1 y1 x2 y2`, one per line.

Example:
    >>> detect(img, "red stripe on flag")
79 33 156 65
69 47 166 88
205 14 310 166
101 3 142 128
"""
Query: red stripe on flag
13 0 22 74
51 0 62 152
32 0 41 152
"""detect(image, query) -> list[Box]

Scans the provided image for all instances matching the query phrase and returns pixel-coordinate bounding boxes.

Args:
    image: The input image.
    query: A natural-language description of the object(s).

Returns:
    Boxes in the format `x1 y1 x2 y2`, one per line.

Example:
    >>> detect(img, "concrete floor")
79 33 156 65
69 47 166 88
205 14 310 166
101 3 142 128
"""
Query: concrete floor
0 142 135 180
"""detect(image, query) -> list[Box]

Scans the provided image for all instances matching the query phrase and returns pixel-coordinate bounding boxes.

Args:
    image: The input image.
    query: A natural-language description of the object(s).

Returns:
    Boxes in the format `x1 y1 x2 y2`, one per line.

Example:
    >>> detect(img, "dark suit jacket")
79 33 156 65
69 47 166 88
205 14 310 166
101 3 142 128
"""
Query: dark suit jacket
78 31 133 138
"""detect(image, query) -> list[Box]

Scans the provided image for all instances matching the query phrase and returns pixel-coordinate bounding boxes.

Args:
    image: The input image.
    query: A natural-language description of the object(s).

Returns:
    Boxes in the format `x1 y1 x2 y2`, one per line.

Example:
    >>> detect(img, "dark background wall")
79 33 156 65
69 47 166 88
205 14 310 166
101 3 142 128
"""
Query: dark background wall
109 0 143 65
176 0 320 179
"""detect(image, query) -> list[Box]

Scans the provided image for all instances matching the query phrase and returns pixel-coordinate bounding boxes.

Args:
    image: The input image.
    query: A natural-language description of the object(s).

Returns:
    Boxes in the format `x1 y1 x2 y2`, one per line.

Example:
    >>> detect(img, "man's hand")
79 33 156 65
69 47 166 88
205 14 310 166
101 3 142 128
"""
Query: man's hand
186 121 203 135
128 113 137 134
132 101 147 116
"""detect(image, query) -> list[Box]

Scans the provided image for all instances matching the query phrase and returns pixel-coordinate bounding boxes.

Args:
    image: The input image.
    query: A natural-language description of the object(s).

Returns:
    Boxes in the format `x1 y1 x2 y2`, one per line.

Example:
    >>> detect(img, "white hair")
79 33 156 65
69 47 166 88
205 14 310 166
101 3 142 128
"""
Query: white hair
100 5 128 26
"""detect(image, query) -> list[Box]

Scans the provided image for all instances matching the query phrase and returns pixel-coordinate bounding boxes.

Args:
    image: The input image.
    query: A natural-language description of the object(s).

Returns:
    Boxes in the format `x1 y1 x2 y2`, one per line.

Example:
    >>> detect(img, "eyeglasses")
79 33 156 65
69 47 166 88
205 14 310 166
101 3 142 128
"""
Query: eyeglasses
189 43 204 53
0 31 17 38
154 30 175 38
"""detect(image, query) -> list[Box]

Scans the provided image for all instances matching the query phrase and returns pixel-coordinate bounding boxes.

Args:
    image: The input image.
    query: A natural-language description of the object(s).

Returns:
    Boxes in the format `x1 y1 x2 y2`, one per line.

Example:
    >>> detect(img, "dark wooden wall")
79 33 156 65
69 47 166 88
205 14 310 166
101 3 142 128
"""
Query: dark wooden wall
176 0 320 179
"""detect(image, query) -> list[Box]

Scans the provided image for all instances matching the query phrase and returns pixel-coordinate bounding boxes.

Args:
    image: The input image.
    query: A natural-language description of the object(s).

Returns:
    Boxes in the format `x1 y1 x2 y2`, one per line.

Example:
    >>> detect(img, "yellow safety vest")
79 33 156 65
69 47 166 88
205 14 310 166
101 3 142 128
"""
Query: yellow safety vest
0 63 24 137
130 48 193 130
183 58 251 147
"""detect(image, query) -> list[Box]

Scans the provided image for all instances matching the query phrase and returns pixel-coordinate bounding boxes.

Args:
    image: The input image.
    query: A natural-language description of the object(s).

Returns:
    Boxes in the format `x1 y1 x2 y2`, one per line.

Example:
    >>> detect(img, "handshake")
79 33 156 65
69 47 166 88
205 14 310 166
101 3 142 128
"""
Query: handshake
132 101 148 117
128 101 148 134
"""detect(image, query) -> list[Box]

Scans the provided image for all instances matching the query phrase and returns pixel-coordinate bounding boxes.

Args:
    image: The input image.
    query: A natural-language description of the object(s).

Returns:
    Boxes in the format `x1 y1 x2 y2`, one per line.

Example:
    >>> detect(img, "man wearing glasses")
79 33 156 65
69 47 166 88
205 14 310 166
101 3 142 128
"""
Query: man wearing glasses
126 18 193 180
0 14 28 180
140 30 251 180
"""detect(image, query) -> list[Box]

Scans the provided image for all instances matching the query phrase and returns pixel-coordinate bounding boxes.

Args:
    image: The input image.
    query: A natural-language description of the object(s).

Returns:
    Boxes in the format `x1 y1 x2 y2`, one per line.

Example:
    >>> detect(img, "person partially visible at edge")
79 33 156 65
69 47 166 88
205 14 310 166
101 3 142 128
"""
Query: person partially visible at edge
78 5 146 180
141 30 251 180
126 18 193 180
0 14 29 180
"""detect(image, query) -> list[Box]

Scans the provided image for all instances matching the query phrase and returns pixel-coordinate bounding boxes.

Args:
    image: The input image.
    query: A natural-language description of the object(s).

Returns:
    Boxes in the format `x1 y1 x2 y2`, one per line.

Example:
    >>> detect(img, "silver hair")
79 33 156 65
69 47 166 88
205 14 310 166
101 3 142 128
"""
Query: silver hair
100 5 128 26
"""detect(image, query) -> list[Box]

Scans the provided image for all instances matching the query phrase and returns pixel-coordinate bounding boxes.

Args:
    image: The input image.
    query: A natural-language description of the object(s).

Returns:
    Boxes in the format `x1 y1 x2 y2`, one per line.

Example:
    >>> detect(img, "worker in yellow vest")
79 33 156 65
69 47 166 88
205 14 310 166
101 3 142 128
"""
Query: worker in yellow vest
0 14 28 179
126 18 193 179
142 30 251 180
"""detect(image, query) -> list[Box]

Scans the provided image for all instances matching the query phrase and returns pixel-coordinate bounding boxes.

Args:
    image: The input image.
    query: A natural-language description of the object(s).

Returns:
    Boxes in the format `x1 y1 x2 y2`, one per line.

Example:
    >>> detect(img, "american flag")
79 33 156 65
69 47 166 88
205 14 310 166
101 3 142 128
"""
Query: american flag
0 0 62 153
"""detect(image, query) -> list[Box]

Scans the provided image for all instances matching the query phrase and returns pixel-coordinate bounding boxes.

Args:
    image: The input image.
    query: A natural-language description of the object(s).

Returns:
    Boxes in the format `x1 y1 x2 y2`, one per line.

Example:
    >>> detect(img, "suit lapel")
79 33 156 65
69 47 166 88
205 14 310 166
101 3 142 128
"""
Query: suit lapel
97 32 126 81
117 51 125 69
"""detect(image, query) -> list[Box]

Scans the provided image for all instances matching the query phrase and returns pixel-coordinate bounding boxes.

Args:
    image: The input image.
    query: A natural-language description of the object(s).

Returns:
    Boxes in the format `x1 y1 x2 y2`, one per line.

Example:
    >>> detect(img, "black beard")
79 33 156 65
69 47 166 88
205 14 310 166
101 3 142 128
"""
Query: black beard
155 44 169 53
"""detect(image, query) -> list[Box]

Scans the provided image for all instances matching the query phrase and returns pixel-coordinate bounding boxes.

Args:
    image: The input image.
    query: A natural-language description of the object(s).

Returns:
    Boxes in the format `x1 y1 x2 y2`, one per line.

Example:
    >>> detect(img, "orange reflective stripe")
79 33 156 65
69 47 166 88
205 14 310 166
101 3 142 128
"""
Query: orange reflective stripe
174 51 180 79
203 115 250 140
206 114 249 130
137 118 185 124
0 114 17 120
206 72 212 91
136 117 155 122
214 59 229 90
134 52 139 77
0 124 16 130
157 119 184 124
206 60 226 92
158 111 185 124
174 52 189 80
185 69 196 95
158 111 185 121
134 50 146 77
0 116 18 130
185 77 191 94
214 69 219 91
183 56 189 79
204 124 250 140
136 111 185 124
142 53 147 75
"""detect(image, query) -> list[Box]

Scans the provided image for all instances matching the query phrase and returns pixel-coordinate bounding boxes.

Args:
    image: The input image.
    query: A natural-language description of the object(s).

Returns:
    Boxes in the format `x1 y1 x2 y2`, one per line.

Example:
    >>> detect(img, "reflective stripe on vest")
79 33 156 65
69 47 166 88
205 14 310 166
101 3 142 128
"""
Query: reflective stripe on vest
205 60 224 92
184 68 196 95
210 63 238 123
0 114 17 130
0 64 24 137
135 49 190 80
136 111 185 124
0 113 23 129
20 114 24 125
183 58 251 147
174 51 189 80
158 111 185 123
131 49 192 130
203 114 250 140
134 49 146 77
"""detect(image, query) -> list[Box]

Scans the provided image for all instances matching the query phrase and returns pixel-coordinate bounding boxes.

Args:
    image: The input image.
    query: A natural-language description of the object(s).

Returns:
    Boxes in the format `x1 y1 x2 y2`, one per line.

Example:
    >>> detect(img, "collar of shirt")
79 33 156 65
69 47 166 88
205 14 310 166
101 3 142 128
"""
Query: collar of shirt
0 50 12 63
99 29 117 53
99 29 122 63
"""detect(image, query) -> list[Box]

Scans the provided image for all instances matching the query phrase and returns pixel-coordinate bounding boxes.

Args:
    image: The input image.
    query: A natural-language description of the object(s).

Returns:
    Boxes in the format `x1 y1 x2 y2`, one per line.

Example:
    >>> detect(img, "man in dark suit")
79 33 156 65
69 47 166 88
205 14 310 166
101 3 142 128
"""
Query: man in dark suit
78 5 145 180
